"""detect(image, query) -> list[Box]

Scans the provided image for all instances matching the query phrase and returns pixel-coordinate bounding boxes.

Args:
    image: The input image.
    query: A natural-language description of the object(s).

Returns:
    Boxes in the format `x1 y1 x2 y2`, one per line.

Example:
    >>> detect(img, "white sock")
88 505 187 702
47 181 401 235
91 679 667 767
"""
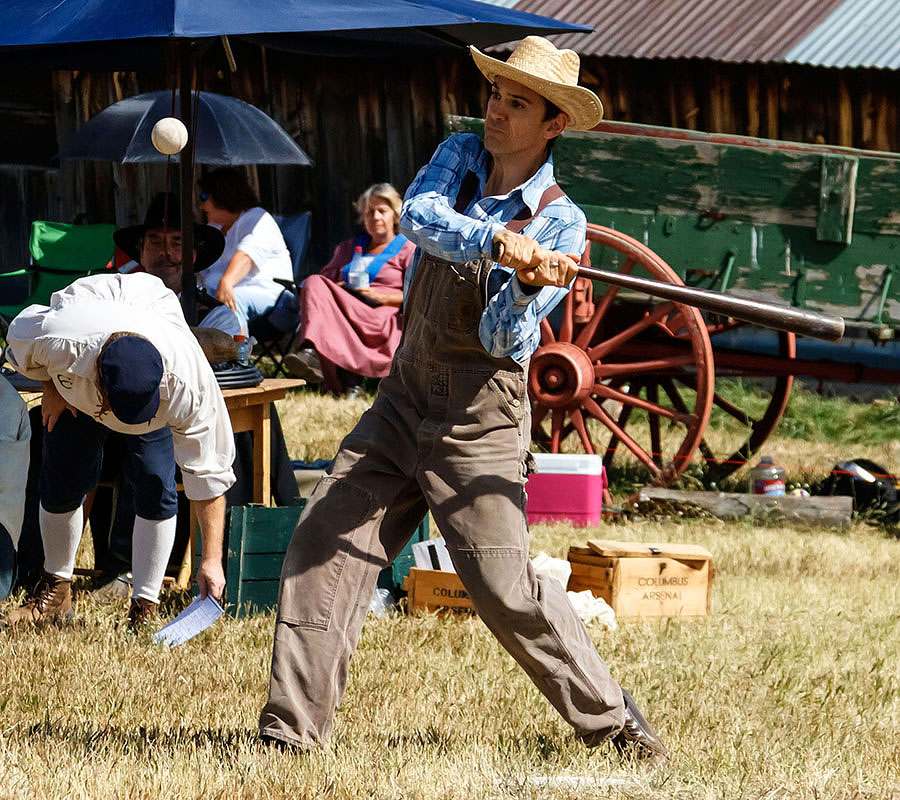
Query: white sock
39 504 83 580
130 516 177 603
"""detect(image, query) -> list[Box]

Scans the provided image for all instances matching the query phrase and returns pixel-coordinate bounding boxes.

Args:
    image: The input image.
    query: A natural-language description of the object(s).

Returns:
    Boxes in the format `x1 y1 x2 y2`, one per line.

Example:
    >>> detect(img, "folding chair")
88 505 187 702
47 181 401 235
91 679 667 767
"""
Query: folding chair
0 220 116 327
248 211 312 377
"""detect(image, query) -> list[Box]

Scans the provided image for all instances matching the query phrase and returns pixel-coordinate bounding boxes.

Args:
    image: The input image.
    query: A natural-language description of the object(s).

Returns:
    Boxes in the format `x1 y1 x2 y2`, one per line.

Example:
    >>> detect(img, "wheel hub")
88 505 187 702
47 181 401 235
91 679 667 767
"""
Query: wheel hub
529 342 596 407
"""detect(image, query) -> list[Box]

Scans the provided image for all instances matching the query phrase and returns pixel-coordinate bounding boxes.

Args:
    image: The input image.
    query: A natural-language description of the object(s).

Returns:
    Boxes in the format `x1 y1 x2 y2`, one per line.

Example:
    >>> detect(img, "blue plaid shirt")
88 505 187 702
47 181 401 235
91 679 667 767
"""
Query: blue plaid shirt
399 133 587 363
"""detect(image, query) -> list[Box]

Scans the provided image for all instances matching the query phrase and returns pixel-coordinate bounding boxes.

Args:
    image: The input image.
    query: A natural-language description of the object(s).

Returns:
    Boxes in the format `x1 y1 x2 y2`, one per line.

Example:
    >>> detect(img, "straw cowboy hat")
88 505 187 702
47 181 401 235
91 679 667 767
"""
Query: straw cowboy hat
470 36 603 131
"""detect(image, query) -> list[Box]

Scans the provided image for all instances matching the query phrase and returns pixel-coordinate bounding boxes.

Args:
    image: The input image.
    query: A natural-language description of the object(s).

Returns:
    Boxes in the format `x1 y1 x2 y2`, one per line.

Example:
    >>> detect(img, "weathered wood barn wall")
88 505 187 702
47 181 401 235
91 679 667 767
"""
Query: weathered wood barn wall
583 56 900 151
2 44 898 271
0 41 489 270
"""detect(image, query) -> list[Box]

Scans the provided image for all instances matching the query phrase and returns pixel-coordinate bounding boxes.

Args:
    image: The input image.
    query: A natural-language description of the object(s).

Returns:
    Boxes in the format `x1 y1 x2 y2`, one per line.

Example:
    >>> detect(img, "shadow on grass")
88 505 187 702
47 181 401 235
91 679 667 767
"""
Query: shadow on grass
22 718 262 758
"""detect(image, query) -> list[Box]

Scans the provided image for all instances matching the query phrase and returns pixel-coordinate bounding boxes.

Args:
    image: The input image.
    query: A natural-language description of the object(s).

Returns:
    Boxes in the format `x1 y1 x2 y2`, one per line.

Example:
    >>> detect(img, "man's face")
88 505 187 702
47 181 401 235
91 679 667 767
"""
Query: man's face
140 228 183 292
483 77 566 160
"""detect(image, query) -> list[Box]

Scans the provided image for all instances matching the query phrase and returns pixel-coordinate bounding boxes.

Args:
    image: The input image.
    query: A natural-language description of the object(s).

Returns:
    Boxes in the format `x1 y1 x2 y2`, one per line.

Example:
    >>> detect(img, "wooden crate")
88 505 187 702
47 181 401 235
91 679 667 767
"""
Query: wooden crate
567 538 712 619
401 568 474 613
206 504 428 617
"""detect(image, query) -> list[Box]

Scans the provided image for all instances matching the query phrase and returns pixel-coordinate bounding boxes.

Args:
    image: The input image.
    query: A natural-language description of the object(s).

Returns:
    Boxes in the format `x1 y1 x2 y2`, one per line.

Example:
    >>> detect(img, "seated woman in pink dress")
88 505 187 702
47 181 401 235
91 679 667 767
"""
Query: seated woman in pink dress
285 183 415 396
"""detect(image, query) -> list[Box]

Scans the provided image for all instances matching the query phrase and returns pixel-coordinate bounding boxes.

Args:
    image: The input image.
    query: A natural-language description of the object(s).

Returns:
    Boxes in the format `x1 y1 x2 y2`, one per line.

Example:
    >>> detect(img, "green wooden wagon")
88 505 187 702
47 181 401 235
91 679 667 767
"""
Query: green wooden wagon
449 116 900 487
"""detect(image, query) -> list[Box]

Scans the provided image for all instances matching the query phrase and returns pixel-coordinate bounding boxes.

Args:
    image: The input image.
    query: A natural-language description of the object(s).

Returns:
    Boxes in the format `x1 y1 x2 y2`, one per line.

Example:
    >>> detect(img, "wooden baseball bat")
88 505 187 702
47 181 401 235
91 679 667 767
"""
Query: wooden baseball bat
491 241 845 341
575 264 845 342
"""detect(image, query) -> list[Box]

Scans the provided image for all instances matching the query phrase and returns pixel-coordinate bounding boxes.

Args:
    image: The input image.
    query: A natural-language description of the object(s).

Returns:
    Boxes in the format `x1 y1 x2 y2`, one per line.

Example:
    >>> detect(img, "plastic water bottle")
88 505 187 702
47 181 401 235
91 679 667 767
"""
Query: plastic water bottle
347 245 369 289
750 456 786 496
234 334 250 366
368 587 394 617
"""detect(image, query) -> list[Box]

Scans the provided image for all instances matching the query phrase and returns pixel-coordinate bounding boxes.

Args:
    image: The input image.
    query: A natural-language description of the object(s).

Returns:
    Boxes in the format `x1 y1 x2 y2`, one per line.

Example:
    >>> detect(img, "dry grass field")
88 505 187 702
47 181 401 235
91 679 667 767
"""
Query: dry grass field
1 387 899 799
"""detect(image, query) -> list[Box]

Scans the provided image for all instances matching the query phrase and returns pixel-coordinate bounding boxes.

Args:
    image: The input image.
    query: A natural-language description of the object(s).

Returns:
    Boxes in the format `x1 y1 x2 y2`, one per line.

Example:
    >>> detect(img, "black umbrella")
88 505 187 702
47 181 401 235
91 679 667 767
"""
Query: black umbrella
58 90 311 165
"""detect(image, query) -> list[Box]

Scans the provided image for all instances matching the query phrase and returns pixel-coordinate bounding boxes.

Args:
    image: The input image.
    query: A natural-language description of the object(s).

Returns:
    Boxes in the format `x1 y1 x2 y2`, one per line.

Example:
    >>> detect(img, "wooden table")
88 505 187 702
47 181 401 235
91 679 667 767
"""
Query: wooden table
177 377 304 587
220 378 304 506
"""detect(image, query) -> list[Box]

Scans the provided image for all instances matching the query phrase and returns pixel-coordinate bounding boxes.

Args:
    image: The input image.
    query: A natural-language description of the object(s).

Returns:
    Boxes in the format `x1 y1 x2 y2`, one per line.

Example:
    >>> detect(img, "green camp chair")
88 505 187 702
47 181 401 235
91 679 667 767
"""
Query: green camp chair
0 220 116 325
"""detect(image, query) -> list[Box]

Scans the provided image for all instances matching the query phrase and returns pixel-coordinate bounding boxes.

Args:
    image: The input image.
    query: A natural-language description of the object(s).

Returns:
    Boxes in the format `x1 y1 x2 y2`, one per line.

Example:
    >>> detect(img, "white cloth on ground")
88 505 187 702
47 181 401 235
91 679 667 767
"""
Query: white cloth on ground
531 551 617 631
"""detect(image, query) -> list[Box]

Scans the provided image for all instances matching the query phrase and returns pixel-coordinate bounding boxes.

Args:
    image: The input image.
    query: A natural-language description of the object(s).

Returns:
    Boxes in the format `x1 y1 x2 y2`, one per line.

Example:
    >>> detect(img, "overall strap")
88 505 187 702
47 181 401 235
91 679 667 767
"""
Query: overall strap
452 170 566 233
504 184 566 233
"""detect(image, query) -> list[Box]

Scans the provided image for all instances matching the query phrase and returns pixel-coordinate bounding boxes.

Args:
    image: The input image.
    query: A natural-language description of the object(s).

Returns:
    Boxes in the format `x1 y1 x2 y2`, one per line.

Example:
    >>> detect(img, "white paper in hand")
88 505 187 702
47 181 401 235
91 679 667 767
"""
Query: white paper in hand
152 595 224 647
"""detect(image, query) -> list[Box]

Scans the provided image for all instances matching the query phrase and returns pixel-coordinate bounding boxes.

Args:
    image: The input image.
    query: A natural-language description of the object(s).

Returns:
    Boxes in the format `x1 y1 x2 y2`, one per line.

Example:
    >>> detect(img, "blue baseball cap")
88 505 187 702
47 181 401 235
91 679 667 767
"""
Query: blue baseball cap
99 336 163 425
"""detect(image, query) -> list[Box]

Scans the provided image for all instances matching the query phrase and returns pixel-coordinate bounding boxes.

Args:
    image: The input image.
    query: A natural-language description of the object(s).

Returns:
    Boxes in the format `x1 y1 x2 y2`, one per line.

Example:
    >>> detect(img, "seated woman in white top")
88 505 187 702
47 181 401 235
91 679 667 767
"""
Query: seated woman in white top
197 167 293 333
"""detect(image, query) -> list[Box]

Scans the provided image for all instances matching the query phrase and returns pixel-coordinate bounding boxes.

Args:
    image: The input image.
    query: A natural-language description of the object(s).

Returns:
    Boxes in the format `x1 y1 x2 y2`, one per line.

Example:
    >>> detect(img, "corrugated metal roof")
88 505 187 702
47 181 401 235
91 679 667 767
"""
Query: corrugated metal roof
490 0 900 67
786 0 900 68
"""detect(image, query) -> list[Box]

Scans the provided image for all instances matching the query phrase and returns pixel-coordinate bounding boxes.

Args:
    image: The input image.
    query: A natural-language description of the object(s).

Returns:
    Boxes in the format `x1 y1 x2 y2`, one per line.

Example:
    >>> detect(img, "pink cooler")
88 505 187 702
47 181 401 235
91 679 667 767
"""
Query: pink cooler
526 453 607 526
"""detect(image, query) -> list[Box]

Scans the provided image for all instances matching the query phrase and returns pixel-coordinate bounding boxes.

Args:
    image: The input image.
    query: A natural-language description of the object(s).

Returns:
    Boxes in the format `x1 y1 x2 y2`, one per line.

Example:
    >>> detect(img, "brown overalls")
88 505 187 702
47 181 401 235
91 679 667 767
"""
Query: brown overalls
260 199 626 749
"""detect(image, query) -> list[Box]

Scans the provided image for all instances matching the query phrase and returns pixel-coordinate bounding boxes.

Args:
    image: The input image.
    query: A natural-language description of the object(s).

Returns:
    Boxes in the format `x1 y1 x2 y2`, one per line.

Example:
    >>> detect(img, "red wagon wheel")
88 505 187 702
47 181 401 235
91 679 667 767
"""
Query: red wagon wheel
529 225 715 487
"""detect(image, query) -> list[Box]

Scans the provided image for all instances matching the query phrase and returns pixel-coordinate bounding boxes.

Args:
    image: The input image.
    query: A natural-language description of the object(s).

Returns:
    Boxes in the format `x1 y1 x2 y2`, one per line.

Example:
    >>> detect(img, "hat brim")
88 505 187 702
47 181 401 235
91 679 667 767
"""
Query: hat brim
113 223 225 272
470 46 603 131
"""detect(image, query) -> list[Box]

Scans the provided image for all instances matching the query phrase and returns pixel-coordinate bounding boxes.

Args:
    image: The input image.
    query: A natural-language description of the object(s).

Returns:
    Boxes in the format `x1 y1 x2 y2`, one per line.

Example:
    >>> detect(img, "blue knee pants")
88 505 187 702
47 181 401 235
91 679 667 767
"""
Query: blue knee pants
40 410 177 520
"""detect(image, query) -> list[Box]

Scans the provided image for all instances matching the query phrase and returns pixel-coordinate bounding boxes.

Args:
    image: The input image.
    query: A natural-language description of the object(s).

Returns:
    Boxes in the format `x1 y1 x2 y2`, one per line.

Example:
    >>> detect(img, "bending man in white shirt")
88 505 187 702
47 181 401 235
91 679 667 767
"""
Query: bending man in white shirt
3 273 235 630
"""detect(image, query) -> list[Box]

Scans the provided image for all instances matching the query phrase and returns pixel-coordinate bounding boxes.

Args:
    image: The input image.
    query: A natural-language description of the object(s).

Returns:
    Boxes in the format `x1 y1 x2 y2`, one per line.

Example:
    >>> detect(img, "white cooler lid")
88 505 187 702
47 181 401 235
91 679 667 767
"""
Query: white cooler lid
532 452 605 475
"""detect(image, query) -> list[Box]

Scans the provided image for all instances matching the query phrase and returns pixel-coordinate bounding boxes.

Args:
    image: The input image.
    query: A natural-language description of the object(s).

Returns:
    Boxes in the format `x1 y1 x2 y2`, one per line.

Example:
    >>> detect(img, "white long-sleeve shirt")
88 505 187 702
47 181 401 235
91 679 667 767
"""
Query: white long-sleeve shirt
6 273 236 501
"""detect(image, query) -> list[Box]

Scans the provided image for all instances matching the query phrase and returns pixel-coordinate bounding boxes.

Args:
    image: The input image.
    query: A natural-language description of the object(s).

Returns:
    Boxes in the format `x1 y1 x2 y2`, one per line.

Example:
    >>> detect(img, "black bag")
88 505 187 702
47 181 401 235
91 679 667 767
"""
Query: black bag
814 458 900 522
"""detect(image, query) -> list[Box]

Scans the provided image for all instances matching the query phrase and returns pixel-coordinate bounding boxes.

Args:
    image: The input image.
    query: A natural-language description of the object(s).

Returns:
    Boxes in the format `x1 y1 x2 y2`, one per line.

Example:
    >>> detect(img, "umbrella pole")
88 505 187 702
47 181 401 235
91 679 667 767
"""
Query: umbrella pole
179 39 197 326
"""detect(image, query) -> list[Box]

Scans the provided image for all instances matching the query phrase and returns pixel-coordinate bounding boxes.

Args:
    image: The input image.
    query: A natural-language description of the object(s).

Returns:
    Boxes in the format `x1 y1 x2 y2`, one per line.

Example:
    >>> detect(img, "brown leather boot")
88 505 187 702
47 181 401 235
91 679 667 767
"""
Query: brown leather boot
127 597 159 631
2 572 73 627
610 689 668 766
284 348 323 384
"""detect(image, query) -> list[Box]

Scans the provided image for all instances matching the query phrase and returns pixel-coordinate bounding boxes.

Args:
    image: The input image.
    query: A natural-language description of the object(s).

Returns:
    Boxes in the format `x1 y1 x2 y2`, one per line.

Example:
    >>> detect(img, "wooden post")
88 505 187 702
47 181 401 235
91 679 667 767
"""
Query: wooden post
179 39 197 326
253 402 271 506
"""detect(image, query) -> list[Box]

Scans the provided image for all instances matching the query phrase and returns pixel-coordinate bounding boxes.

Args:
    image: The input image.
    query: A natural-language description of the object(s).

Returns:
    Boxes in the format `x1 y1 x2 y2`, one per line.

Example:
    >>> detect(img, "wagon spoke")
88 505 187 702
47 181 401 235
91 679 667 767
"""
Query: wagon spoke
592 381 694 424
558 285 576 343
539 318 556 346
530 402 551 448
594 355 697 378
587 302 677 361
697 438 719 467
583 395 660 475
603 394 635 466
574 257 635 349
712 392 752 426
549 408 566 452
570 408 596 455
647 384 663 468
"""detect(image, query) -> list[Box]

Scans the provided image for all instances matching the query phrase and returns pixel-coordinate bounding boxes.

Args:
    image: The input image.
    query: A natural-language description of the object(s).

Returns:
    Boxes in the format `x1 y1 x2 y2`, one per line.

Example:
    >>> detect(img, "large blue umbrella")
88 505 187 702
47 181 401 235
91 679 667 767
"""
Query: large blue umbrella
58 91 312 165
0 0 590 321
0 0 589 60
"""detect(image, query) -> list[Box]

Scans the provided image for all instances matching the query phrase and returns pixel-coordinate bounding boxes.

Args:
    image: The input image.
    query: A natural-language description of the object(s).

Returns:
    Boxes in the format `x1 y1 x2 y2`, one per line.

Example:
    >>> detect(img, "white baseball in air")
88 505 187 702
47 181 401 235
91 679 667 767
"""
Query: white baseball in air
150 117 189 155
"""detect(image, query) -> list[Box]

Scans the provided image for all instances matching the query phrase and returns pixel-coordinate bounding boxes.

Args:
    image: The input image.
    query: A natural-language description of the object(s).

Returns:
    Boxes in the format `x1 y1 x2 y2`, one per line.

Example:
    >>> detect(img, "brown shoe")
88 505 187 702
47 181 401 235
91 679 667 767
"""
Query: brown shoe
2 572 73 627
284 348 323 384
610 689 668 766
127 597 159 631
